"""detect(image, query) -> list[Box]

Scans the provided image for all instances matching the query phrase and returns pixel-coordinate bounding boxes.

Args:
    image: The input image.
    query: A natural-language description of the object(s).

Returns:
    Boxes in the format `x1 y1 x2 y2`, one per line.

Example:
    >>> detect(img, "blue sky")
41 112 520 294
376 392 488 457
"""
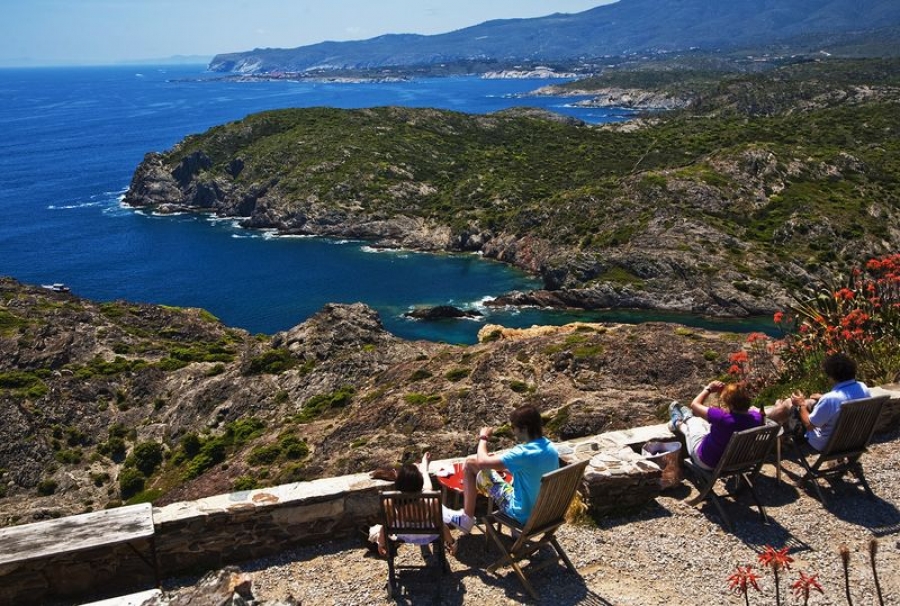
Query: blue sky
1 0 616 67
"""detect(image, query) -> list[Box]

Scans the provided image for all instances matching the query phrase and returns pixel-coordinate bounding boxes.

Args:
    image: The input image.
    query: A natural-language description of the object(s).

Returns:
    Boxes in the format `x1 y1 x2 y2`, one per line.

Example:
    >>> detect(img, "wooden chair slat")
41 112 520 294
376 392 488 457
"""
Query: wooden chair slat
684 422 781 530
484 459 589 600
788 395 889 503
379 490 446 600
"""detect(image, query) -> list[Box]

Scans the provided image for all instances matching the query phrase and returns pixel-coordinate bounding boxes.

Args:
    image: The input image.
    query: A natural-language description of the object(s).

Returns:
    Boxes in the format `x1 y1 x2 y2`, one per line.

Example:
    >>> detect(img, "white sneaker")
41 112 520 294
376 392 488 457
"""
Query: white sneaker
447 509 474 534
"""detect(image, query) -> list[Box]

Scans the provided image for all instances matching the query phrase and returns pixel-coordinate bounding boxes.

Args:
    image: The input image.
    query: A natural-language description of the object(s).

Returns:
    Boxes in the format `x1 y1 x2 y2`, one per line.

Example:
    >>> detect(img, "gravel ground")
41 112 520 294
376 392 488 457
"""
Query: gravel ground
165 428 900 605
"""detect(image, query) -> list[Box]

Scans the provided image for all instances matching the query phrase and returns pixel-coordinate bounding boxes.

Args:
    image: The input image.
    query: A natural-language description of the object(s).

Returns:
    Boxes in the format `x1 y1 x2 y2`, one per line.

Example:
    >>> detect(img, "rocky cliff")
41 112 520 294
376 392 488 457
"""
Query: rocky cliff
1 278 743 525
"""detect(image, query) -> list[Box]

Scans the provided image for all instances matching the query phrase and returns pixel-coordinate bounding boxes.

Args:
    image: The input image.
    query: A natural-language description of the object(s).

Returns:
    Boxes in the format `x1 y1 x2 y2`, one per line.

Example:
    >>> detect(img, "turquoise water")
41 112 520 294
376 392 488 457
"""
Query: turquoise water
0 65 770 343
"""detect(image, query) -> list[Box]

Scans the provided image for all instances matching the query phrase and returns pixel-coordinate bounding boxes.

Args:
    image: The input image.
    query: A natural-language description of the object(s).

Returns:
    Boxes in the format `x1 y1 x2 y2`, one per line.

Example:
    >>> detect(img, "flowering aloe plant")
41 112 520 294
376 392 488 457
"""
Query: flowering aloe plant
726 254 900 403
727 565 762 605
758 545 794 606
791 571 824 605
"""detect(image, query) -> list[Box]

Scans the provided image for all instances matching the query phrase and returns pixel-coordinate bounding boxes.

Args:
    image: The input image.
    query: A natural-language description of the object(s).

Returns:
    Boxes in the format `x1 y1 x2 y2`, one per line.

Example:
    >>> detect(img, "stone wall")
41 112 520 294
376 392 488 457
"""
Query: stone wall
873 385 900 433
153 473 384 577
0 540 156 605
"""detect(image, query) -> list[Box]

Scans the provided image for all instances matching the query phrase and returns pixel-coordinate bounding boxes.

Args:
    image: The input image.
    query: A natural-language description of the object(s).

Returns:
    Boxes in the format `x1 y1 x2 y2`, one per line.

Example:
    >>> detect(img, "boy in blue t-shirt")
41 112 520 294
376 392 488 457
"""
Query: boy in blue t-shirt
445 405 559 532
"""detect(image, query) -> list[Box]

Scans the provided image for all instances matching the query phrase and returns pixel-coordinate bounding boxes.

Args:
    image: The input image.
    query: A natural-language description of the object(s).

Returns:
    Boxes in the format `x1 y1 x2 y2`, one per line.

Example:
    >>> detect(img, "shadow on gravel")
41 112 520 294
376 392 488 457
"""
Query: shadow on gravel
450 532 617 605
818 486 900 536
677 471 815 555
775 461 900 535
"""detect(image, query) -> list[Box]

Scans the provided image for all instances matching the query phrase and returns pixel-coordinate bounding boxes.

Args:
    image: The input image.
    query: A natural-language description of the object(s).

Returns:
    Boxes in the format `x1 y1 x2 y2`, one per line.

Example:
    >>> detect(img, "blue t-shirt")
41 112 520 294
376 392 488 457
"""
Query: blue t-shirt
807 380 870 451
501 437 559 523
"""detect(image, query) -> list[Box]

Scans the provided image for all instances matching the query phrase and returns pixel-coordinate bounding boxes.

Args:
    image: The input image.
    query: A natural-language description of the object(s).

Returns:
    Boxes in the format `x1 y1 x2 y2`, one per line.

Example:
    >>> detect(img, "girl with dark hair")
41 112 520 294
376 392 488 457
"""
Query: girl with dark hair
368 453 456 557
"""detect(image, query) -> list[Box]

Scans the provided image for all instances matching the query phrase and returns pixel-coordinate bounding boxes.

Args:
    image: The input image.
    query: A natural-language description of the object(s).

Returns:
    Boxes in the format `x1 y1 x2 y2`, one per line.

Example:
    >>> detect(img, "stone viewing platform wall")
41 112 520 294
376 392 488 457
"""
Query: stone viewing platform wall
1 384 898 605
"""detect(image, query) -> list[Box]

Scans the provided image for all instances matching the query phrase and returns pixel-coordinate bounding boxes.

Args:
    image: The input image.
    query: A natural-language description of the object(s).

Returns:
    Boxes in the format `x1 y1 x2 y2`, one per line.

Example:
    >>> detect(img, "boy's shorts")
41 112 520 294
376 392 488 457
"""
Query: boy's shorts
476 469 514 514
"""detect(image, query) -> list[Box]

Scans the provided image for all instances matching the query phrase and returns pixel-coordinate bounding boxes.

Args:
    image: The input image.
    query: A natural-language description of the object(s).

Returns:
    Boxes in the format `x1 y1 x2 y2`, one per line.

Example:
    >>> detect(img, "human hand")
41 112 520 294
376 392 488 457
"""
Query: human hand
421 451 431 470
479 427 493 440
791 391 806 407
707 380 725 393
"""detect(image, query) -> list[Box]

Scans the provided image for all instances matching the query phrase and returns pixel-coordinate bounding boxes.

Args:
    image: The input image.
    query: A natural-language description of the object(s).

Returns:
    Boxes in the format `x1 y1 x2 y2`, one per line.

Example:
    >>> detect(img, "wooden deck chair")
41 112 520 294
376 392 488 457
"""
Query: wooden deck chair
787 395 889 504
684 422 781 530
379 490 447 601
484 459 590 600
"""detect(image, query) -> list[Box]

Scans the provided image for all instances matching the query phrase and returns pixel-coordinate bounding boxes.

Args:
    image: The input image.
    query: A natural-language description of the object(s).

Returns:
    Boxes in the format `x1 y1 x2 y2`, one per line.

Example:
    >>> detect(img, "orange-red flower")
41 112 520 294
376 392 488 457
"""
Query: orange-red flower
834 288 855 301
729 351 749 364
791 571 824 602
759 545 793 572
728 565 762 595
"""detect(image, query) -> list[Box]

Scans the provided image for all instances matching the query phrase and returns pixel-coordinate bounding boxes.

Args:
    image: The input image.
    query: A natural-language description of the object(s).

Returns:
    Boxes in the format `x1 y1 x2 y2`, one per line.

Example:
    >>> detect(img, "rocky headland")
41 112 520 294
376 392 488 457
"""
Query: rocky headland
122 59 900 320
528 83 693 110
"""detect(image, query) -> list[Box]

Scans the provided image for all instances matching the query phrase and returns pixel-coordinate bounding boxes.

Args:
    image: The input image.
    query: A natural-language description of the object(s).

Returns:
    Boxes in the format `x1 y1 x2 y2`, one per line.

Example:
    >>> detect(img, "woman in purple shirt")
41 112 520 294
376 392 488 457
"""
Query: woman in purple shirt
670 380 763 470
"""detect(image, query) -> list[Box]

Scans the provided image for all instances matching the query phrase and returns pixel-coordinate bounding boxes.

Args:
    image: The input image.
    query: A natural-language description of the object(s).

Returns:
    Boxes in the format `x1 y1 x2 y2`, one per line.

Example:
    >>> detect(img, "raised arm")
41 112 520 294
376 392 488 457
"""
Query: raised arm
474 427 506 470
418 452 433 491
688 380 725 420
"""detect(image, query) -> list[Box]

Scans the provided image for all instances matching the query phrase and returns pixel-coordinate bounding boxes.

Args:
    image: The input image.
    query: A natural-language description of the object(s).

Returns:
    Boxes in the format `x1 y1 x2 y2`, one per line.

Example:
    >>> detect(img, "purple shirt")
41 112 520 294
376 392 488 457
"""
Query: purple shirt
696 407 764 468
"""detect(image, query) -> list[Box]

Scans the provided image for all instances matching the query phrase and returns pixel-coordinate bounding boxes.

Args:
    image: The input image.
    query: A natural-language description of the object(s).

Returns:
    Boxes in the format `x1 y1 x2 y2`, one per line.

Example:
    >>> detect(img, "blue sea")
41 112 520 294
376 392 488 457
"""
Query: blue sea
0 65 768 343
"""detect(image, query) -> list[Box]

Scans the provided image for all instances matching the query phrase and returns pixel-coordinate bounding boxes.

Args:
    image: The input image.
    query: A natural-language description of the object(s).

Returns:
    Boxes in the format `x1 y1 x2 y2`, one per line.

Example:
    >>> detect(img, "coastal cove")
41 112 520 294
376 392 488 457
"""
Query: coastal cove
0 65 769 343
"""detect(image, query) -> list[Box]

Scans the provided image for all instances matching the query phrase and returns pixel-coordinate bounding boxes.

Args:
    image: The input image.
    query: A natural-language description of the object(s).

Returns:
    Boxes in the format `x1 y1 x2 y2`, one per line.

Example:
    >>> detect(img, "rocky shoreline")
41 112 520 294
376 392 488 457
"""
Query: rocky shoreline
122 147 791 320
527 84 693 110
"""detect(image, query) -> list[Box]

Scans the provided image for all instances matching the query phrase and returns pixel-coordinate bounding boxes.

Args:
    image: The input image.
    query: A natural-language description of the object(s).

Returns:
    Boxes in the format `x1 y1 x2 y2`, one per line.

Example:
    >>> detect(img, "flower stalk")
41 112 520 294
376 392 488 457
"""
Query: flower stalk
839 543 853 606
758 545 793 606
869 538 884 606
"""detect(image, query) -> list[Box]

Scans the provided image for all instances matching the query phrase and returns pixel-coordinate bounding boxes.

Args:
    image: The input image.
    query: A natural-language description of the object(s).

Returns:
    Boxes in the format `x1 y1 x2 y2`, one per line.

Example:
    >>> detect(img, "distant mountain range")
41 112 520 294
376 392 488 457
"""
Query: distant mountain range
209 0 900 74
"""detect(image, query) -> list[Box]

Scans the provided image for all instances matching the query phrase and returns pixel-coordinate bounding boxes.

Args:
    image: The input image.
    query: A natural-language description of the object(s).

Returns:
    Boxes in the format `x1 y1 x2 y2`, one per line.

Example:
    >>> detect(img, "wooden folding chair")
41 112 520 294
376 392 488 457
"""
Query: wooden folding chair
379 490 447 601
684 422 781 530
484 459 590 600
786 395 889 504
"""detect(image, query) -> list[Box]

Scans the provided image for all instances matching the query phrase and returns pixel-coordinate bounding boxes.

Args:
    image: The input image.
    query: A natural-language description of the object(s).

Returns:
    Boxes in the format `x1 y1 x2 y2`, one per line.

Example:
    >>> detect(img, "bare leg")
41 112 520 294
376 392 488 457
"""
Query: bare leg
462 456 479 518
766 398 793 425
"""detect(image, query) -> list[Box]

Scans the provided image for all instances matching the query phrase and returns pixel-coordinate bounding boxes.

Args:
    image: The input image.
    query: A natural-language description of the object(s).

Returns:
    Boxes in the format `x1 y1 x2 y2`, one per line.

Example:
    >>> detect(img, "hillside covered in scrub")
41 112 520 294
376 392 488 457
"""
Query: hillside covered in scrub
0 278 744 525
125 58 900 319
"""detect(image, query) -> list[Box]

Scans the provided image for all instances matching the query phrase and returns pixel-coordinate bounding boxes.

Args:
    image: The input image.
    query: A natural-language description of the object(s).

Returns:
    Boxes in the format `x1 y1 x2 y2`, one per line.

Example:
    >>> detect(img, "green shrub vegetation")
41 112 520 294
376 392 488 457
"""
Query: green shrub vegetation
127 441 164 476
444 367 471 381
125 488 163 505
508 380 533 393
172 418 266 480
0 309 27 336
409 368 432 381
36 479 58 496
247 444 281 466
118 468 146 500
295 386 355 422
0 370 48 398
403 392 441 406
244 349 298 375
233 476 258 491
248 433 309 466
55 449 82 465
71 355 148 379
98 436 128 462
